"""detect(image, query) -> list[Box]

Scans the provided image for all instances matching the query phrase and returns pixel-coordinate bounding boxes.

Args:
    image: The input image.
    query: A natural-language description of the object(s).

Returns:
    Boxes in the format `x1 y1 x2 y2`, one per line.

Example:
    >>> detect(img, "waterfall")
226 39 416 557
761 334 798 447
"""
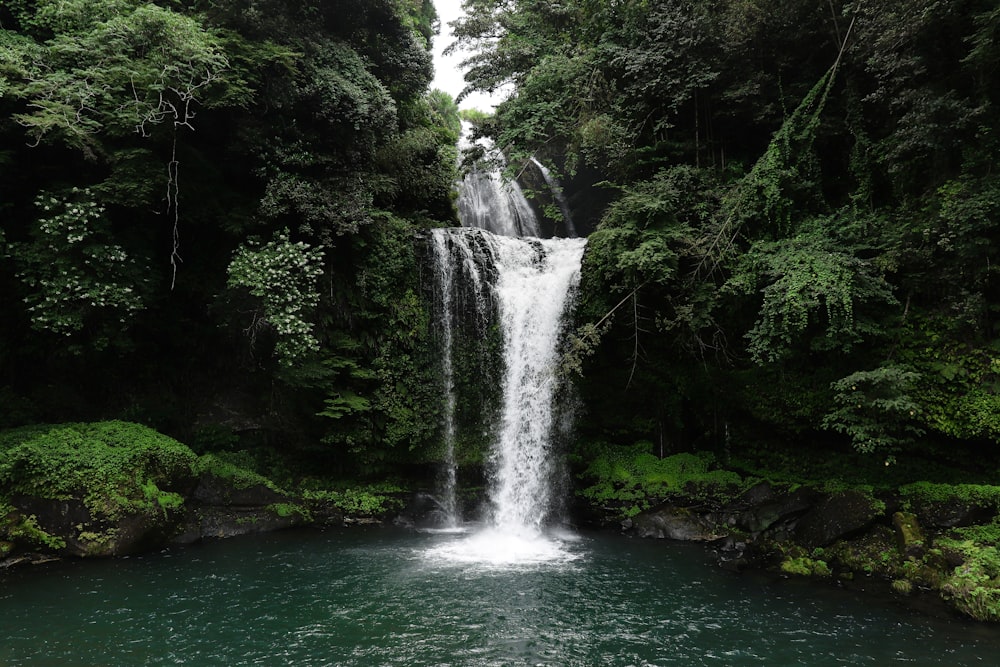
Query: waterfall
429 228 498 528
487 235 586 533
427 135 586 562
529 157 578 238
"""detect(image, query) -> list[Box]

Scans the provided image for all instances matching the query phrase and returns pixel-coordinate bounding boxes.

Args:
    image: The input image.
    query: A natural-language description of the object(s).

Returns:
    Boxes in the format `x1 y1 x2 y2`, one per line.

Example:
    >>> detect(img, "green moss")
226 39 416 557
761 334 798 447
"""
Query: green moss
891 579 914 595
781 556 832 577
268 502 311 521
574 443 748 518
76 529 120 557
826 526 900 576
0 421 196 522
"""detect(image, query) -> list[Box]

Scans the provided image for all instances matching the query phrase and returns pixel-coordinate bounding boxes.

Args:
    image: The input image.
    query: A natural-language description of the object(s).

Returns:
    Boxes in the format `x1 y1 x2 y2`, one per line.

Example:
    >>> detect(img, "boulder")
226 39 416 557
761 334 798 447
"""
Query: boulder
631 505 725 542
795 490 882 548
736 487 817 534
175 506 306 542
10 495 182 557
908 497 995 529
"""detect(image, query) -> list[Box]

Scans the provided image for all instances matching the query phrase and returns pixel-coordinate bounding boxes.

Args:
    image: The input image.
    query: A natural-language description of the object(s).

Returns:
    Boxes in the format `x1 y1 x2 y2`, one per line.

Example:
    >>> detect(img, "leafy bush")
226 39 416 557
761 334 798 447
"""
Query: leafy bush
227 229 325 366
822 364 924 454
6 188 146 347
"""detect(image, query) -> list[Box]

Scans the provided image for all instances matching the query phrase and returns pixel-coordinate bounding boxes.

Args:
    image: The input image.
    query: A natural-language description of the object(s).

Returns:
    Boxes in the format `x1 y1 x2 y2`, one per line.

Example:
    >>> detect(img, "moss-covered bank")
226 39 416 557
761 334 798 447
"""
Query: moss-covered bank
572 442 1000 623
0 421 408 565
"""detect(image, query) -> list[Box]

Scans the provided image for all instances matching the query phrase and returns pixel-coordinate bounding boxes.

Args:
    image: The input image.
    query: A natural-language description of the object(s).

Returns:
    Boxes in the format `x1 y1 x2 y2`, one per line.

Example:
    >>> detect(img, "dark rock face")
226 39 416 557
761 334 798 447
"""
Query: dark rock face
631 505 724 542
620 486 891 577
908 497 995 529
191 475 291 507
735 487 818 534
171 475 316 544
9 494 183 557
795 491 881 548
174 506 305 543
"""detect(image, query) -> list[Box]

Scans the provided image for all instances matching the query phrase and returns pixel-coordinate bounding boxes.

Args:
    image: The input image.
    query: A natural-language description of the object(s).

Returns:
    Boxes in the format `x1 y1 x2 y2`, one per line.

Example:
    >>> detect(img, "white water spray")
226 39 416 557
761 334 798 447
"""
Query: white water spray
430 231 460 528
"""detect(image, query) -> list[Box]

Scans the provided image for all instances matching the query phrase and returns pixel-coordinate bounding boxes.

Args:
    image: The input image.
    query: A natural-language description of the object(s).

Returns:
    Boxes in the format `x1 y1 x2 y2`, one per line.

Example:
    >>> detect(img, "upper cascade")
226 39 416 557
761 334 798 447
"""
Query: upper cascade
455 122 540 238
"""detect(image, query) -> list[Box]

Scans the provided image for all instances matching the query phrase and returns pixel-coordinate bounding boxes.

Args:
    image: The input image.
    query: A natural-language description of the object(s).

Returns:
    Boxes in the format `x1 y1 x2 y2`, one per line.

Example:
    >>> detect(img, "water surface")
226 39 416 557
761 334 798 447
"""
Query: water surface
2 528 998 665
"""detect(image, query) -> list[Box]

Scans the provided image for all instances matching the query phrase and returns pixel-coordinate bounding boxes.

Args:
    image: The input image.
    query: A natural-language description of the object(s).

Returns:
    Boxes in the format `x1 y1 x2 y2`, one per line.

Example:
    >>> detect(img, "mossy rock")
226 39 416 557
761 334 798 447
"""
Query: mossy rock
0 421 197 556
780 555 832 578
795 490 883 548
900 483 1000 529
826 525 900 577
892 511 926 558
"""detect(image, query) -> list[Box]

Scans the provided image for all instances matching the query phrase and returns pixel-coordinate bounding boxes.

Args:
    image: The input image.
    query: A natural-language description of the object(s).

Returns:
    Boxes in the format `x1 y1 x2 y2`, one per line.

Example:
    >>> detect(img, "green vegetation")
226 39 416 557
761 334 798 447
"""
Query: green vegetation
302 485 406 517
575 444 747 517
0 0 458 477
938 528 1000 622
0 421 196 521
193 452 285 494
780 556 833 578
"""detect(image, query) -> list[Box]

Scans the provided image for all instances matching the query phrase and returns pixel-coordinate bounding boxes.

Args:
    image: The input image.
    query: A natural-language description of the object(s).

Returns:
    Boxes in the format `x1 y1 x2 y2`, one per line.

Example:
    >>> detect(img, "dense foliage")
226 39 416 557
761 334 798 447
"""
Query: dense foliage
0 0 462 474
452 0 1000 467
3 0 1000 496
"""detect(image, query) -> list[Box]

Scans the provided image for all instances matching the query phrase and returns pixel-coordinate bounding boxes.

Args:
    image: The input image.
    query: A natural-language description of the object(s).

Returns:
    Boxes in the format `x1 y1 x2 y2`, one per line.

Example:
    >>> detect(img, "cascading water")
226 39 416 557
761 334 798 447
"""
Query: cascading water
427 132 587 564
455 122 541 238
456 170 541 238
529 157 578 238
488 235 586 533
429 228 499 528
429 231 460 528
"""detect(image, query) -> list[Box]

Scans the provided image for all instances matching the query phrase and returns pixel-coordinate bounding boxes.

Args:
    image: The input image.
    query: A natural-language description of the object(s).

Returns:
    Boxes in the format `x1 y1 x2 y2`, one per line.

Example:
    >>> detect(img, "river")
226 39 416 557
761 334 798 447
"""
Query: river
3 527 998 665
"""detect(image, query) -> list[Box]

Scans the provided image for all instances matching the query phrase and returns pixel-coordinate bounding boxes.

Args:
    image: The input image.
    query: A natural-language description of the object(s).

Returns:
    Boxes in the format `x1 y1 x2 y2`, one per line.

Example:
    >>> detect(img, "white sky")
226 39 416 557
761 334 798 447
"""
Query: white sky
430 0 505 111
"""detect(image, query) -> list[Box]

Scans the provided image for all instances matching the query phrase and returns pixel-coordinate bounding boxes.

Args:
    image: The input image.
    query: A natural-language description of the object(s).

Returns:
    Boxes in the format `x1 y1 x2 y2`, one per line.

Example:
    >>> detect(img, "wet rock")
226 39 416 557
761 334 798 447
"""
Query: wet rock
631 505 725 542
796 490 882 548
908 496 995 529
736 481 780 508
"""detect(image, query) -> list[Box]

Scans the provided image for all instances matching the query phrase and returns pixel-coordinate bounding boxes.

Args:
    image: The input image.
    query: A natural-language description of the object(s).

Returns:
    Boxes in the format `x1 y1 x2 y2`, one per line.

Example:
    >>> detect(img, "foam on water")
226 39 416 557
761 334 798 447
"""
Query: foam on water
422 527 582 568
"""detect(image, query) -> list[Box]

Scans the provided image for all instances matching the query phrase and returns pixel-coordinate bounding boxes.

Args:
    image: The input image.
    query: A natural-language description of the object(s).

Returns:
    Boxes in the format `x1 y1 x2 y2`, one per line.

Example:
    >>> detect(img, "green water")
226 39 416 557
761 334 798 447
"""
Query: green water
2 528 998 665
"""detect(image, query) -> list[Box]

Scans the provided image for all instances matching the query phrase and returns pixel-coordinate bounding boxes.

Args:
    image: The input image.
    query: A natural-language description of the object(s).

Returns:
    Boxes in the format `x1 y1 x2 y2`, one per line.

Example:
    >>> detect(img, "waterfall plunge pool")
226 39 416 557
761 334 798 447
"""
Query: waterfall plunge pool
3 527 998 665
